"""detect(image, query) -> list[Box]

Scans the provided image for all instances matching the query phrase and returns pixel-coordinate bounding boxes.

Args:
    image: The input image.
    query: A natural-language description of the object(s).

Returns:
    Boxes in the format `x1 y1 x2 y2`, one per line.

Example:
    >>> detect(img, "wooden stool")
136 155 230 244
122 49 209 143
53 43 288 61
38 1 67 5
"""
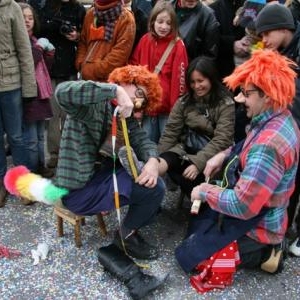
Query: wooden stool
54 204 107 248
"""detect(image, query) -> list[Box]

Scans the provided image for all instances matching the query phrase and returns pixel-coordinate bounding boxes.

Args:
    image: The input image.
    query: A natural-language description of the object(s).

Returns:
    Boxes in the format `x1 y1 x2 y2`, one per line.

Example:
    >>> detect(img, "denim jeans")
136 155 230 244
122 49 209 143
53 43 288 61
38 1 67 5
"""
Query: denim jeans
142 115 169 144
23 120 45 171
0 88 28 178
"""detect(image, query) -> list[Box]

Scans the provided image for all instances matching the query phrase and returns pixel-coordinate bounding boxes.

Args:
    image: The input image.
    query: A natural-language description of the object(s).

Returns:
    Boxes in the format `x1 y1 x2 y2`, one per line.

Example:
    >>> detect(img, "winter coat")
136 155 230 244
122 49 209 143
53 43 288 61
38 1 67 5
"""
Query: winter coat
290 0 300 23
209 0 246 78
158 93 235 172
172 0 220 61
39 0 86 78
23 36 53 123
75 7 136 82
130 33 188 115
0 0 37 97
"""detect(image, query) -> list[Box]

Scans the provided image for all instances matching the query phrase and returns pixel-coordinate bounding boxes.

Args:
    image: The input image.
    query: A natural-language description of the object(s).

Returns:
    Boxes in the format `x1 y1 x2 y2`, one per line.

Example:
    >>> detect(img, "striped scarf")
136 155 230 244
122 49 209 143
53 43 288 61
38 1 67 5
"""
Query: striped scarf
94 3 122 41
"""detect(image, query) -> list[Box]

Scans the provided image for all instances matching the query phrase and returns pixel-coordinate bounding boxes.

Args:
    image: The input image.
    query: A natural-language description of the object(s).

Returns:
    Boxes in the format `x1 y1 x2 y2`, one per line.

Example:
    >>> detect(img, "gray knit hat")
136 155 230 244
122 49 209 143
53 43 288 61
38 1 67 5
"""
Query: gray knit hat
255 3 295 35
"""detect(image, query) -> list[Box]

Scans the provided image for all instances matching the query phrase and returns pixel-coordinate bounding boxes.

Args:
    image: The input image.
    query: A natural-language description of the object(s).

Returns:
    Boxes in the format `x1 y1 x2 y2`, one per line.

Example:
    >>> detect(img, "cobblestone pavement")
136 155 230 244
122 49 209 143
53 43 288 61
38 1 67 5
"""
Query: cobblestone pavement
1 189 300 300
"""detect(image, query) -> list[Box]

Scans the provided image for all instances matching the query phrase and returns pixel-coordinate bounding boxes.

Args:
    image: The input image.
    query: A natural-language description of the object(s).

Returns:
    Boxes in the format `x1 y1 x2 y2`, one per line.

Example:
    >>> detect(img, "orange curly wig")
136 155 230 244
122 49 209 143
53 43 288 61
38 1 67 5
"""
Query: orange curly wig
223 50 297 109
108 65 163 115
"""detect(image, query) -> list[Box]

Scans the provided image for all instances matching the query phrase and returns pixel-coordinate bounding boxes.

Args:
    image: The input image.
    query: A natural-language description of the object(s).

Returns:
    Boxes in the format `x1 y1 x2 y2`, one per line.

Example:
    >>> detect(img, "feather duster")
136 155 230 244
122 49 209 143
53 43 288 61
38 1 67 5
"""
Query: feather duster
4 166 69 205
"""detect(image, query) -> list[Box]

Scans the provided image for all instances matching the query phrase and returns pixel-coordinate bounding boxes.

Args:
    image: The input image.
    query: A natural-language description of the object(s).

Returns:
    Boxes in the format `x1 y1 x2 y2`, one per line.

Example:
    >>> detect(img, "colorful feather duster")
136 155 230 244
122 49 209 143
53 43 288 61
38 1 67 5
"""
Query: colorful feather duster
4 166 69 205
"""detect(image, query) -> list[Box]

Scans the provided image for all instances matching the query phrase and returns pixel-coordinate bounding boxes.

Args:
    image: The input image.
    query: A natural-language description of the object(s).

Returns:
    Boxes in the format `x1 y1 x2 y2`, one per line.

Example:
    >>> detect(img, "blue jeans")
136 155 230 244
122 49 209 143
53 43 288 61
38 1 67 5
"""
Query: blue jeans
0 88 28 178
23 120 45 171
142 115 169 144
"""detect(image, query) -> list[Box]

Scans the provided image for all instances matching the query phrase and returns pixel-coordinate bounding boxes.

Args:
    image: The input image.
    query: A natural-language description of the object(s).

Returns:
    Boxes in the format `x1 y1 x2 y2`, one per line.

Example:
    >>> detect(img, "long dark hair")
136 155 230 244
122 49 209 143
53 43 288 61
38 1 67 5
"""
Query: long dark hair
185 56 232 107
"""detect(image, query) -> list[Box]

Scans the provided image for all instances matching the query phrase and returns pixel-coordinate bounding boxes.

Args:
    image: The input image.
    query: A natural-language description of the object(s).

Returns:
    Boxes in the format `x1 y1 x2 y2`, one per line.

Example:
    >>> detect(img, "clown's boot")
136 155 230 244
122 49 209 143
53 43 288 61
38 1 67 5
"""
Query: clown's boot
97 244 168 299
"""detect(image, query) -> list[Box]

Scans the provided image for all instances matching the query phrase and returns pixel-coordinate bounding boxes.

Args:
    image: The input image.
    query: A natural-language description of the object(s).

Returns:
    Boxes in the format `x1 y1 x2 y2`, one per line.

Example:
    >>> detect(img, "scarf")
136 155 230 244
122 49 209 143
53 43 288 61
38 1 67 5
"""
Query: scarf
93 2 122 41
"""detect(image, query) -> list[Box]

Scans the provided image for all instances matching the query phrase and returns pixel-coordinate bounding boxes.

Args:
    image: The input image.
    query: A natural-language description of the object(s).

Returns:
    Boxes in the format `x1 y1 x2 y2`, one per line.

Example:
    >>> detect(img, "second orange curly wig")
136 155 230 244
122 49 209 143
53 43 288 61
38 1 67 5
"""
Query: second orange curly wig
223 50 297 109
108 65 163 115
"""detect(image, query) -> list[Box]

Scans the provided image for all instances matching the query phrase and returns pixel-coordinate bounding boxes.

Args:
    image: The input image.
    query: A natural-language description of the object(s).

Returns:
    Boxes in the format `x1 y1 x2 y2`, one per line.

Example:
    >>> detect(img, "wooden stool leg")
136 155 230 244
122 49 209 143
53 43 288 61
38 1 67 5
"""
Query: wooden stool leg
57 215 64 237
97 214 107 236
74 220 82 248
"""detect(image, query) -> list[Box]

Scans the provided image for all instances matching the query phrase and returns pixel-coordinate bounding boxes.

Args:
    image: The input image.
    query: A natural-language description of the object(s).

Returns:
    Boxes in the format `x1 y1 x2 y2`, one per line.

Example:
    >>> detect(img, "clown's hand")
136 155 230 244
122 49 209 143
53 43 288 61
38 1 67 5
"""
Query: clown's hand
116 86 134 118
203 151 227 180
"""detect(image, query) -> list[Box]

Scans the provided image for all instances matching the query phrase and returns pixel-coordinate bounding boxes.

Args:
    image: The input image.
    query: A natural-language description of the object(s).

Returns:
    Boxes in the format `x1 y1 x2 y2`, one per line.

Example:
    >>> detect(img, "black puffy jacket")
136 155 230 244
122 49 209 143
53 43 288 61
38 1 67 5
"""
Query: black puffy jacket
172 0 220 62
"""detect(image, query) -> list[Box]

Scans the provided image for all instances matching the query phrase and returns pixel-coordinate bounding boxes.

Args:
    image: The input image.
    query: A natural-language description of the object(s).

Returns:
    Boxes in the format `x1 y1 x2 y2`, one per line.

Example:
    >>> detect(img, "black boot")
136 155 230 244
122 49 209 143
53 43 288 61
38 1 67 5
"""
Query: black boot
113 230 158 260
97 244 168 299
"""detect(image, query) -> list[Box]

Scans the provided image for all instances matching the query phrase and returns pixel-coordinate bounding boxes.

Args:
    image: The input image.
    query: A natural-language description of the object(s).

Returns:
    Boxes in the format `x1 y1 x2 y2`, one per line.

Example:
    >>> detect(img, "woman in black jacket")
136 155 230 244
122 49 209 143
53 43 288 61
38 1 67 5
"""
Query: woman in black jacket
37 0 86 168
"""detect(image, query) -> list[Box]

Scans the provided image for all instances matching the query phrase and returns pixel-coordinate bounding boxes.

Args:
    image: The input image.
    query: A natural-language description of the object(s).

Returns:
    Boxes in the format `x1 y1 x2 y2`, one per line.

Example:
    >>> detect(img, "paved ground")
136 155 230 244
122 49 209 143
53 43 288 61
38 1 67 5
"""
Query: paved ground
1 189 300 300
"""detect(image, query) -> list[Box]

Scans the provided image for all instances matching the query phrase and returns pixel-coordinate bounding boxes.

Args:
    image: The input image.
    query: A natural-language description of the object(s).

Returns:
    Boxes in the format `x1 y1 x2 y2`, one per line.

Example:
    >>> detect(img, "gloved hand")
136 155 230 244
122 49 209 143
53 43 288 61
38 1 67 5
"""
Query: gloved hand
36 38 55 51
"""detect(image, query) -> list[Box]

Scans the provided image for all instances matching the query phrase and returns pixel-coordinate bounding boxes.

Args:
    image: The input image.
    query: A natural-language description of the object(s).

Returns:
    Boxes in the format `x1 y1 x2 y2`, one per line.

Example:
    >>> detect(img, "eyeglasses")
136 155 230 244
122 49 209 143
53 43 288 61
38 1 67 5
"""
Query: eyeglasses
133 85 147 110
240 88 258 98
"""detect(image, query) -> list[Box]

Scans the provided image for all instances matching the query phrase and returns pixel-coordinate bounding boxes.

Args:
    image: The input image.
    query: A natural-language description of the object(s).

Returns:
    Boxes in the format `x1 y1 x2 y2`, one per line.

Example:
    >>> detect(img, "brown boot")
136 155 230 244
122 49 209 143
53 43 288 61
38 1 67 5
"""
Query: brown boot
0 180 7 208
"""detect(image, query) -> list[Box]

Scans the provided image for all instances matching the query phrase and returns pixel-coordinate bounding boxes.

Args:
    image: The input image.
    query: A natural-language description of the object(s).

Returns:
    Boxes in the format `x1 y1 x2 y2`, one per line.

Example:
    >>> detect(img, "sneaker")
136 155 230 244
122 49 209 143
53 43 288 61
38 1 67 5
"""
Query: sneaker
118 146 144 178
289 237 300 257
113 231 158 260
46 156 58 169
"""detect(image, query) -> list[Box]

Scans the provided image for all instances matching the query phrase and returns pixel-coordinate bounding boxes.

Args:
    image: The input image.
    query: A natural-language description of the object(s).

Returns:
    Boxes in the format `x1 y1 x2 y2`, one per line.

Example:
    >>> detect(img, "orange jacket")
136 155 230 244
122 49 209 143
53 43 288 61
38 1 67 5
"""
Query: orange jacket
76 8 136 82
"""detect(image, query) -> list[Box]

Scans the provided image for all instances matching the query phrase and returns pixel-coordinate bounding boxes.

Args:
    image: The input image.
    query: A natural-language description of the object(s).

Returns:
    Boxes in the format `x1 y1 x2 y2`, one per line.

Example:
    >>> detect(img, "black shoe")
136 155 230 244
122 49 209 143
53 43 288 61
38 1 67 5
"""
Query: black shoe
97 244 167 299
113 231 158 260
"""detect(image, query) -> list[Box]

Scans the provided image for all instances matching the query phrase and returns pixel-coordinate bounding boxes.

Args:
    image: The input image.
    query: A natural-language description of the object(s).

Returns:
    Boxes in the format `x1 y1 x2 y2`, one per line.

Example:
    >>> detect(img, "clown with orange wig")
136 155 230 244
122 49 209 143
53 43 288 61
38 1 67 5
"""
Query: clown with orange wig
5 64 168 299
173 50 300 293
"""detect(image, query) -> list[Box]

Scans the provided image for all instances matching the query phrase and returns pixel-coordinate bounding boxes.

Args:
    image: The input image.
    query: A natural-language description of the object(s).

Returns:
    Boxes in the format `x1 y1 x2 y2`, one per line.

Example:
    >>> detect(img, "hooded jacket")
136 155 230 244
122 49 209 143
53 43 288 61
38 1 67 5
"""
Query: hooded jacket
0 0 37 97
130 33 188 115
75 6 136 82
158 93 235 173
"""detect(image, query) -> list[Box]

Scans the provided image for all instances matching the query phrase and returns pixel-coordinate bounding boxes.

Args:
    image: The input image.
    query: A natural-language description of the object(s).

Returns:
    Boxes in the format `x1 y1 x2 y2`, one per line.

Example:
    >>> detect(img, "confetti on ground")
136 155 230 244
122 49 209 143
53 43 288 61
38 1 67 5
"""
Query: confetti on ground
0 191 299 299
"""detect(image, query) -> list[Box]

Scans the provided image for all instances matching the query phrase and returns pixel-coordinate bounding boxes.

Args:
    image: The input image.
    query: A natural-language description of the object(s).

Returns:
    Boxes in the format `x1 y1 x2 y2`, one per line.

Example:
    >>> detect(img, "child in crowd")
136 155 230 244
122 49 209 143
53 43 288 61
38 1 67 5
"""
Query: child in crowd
233 0 266 66
130 0 188 143
19 3 54 178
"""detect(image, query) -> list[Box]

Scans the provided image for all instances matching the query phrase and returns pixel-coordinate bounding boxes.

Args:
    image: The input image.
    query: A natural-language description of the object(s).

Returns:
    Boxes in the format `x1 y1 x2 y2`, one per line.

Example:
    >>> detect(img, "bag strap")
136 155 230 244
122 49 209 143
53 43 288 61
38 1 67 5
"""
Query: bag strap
154 37 179 74
79 41 99 79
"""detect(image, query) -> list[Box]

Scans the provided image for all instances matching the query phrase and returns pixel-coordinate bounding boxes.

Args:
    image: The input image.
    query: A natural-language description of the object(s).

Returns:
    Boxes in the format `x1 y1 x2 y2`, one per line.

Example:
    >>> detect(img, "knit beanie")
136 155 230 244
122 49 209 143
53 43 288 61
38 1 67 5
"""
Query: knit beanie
255 3 295 35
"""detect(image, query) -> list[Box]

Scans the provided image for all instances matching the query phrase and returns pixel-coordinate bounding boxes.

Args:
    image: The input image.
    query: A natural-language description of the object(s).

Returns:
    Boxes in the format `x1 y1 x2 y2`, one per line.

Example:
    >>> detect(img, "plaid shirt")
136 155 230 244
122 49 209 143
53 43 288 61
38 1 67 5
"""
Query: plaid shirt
54 80 158 190
202 109 300 244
